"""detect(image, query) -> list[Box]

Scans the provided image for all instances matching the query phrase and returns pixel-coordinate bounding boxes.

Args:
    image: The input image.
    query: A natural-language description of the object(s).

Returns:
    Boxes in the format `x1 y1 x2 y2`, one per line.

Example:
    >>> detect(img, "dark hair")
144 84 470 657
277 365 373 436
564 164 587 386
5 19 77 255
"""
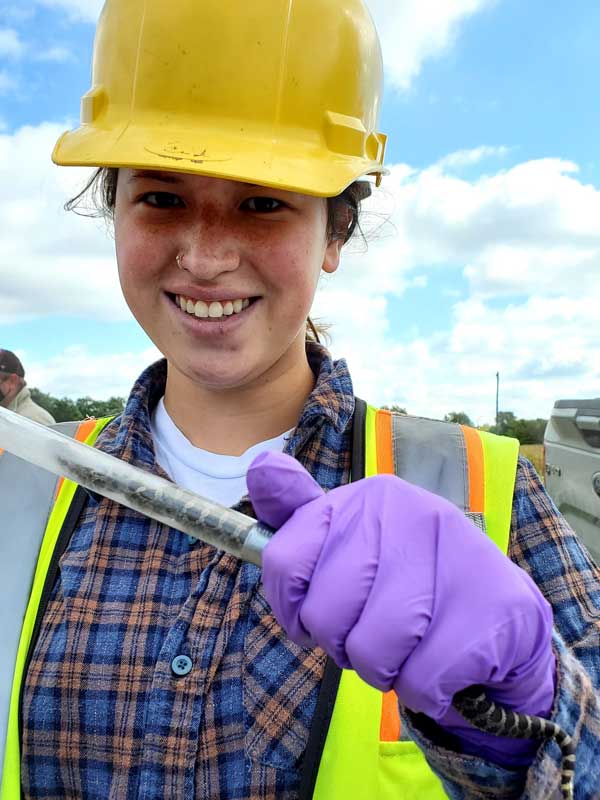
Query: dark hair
66 167 370 343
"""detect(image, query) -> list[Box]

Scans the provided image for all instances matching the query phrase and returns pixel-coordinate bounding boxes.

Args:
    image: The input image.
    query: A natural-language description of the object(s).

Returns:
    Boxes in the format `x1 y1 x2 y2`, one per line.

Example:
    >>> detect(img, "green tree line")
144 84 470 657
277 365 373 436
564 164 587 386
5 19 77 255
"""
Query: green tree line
30 388 126 423
486 411 547 445
384 408 547 444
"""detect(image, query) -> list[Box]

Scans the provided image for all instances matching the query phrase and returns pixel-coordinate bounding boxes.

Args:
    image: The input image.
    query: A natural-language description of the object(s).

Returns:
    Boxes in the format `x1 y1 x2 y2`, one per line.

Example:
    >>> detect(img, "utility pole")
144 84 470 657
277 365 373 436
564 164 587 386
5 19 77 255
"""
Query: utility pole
495 372 500 428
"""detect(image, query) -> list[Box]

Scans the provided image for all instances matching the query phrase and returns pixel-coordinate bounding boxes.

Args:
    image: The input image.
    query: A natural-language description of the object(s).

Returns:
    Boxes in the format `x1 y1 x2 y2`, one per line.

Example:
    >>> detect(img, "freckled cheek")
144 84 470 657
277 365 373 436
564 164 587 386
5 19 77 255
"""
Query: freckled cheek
116 231 165 288
267 255 314 303
116 250 141 296
267 236 322 282
115 224 137 278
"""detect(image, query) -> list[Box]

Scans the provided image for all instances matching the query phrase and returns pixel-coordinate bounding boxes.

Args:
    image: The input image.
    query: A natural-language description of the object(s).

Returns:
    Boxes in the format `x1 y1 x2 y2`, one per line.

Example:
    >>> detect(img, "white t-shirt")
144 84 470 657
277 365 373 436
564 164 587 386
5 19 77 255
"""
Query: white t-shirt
150 397 291 507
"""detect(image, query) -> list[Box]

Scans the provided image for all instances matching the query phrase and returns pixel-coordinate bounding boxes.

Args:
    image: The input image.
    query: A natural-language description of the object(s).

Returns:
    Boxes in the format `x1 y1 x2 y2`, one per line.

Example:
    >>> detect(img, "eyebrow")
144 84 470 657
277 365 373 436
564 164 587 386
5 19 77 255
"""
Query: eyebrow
128 170 183 184
128 172 271 191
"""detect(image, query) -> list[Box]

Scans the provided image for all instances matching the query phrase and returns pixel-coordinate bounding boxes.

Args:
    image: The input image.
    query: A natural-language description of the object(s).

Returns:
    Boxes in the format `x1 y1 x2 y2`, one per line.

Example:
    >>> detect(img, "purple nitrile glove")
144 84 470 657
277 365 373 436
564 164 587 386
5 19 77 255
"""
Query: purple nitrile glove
247 451 557 767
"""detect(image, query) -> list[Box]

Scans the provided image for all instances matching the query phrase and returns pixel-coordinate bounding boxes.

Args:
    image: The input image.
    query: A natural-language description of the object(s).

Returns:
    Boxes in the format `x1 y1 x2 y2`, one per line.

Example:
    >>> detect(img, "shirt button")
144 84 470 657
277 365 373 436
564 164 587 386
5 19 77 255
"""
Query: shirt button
171 655 193 677
187 535 197 546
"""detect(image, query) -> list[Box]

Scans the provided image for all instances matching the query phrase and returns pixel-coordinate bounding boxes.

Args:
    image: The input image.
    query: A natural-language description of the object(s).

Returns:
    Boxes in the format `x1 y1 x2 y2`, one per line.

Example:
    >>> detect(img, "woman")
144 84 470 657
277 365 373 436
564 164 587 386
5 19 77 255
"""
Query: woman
2 1 599 798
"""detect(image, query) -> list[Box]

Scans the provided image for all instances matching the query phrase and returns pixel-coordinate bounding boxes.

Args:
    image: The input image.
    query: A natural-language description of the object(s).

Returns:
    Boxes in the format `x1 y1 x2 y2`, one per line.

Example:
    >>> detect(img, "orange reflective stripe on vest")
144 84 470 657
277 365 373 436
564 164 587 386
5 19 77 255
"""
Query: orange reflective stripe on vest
461 424 486 514
372 409 402 742
53 418 101 500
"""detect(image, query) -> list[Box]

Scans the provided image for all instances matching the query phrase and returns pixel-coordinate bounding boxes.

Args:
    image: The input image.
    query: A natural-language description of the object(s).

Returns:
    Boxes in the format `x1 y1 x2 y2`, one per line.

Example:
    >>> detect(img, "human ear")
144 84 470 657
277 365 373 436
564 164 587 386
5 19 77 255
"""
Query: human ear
322 238 343 275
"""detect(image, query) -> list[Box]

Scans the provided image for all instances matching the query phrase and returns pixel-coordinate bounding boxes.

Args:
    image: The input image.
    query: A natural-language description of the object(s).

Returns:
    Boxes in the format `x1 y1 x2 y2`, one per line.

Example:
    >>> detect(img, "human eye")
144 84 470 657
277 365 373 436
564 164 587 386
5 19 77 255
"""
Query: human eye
139 192 184 209
242 196 286 213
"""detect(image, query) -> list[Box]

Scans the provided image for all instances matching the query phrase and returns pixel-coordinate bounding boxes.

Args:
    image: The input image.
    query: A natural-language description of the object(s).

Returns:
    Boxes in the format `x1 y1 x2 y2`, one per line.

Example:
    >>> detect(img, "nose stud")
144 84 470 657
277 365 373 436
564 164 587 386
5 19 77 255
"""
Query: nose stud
176 253 185 270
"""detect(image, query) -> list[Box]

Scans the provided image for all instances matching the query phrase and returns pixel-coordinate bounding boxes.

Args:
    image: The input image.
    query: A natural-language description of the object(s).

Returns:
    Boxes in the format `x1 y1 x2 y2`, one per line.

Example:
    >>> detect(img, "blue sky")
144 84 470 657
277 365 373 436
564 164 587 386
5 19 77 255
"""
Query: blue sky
385 0 600 173
1 0 599 423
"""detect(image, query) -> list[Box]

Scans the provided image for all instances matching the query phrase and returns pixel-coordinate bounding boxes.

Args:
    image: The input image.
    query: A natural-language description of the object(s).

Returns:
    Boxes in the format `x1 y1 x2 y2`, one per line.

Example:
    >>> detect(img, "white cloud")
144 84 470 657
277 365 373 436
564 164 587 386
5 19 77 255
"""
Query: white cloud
437 145 510 169
0 25 71 65
0 122 126 324
444 295 600 419
346 155 600 303
0 28 23 58
320 150 600 307
23 345 162 399
324 292 600 425
366 0 495 91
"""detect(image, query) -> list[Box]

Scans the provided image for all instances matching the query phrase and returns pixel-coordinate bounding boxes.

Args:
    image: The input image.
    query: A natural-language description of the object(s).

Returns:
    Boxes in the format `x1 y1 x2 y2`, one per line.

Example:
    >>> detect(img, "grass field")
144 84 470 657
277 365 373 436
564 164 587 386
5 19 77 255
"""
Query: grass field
519 444 544 481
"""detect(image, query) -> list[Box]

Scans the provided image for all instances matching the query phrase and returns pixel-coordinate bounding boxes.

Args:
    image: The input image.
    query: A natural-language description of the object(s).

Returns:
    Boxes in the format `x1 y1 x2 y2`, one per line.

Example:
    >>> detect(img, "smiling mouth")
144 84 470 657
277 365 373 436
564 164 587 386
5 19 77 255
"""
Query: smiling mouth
170 293 255 320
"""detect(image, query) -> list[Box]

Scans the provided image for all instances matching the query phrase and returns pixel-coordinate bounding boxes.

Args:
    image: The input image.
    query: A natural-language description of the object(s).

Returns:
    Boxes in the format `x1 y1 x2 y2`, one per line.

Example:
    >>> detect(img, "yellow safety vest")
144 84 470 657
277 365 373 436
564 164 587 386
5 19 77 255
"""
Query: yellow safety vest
1 406 519 799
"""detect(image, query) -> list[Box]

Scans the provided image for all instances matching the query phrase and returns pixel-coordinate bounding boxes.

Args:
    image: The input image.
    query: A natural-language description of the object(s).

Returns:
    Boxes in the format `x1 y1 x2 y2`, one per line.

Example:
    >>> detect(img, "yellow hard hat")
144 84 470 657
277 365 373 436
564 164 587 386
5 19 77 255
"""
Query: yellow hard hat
52 0 387 197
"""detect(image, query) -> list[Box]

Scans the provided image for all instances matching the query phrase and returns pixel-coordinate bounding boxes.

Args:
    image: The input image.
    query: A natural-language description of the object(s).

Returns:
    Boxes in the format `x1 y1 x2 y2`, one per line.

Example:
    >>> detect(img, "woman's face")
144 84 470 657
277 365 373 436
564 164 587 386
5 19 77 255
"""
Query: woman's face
114 170 343 392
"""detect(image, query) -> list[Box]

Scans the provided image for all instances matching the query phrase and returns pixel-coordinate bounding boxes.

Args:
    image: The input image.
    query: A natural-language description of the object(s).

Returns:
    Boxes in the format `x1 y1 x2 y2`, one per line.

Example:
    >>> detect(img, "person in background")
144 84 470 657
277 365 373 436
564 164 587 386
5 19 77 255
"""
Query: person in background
0 350 55 426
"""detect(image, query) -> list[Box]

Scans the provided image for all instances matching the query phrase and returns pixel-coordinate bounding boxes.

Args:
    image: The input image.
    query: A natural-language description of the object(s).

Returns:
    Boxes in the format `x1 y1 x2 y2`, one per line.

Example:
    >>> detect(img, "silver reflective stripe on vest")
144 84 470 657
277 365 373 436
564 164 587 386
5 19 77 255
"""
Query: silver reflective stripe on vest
0 421 78 772
390 414 469 512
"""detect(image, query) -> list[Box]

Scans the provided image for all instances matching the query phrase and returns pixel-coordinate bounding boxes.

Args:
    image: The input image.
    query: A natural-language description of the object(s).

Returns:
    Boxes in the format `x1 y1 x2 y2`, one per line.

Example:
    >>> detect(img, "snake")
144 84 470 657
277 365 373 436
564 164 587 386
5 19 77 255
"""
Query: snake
453 686 576 800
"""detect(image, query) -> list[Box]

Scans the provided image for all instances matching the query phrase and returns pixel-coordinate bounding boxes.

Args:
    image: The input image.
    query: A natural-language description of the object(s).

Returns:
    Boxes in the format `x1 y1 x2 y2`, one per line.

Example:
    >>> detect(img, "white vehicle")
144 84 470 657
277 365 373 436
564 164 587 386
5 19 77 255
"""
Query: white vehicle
544 399 600 562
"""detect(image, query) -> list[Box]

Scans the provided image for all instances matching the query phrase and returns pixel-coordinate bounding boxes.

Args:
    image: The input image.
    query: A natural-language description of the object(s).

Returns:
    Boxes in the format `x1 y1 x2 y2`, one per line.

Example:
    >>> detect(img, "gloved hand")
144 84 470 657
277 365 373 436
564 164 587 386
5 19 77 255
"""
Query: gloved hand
247 452 556 767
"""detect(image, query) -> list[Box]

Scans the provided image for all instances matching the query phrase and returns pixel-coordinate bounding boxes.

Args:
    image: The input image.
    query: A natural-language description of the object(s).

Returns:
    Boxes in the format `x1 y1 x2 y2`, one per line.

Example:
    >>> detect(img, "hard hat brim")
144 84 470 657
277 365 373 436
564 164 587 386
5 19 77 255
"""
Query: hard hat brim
52 122 385 199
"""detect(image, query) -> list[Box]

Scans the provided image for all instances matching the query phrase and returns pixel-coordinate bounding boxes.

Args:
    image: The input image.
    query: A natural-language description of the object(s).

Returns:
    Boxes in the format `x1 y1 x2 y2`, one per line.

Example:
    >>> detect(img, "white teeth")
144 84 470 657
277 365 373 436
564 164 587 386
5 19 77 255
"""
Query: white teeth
194 300 208 318
176 295 251 318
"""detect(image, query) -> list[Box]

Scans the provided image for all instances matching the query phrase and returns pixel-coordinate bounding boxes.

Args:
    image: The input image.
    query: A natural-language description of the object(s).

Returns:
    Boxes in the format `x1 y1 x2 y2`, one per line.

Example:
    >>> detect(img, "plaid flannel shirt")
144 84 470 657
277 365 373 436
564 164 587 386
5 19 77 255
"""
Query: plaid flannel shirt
22 345 600 799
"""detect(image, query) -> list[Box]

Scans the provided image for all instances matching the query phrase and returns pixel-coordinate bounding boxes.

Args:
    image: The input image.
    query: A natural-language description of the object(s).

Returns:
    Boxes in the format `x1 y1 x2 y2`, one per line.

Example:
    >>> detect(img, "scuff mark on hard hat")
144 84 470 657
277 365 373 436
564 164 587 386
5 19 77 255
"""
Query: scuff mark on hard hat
144 146 231 166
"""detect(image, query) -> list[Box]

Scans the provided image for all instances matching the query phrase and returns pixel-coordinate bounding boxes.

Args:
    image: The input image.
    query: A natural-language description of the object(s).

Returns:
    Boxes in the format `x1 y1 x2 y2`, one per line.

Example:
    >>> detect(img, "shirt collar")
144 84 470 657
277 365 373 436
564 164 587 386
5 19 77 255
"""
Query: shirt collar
299 342 355 435
8 385 29 413
96 359 166 467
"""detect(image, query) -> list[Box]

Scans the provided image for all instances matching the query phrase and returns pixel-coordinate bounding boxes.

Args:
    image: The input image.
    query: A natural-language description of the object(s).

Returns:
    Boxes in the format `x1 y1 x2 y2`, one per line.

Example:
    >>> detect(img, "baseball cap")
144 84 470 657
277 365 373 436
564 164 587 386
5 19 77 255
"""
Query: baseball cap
0 350 25 378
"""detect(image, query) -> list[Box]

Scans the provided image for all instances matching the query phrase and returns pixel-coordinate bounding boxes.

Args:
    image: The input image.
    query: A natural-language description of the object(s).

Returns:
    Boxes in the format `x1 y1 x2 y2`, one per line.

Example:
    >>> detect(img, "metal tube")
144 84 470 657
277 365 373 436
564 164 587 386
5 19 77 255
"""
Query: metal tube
0 407 273 566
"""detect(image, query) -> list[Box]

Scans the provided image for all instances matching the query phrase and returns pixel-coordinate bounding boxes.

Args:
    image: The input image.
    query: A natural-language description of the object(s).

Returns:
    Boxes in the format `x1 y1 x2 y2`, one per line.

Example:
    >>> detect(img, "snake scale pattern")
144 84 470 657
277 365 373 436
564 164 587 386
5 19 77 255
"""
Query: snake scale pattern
453 686 576 800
